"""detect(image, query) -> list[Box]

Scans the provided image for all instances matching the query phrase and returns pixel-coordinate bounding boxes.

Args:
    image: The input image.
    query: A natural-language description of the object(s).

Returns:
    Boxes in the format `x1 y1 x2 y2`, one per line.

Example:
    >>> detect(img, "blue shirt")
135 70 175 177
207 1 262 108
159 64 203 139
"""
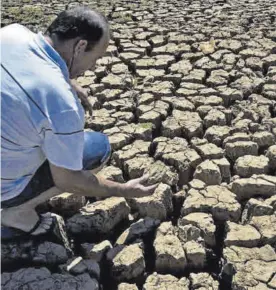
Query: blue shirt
1 24 85 201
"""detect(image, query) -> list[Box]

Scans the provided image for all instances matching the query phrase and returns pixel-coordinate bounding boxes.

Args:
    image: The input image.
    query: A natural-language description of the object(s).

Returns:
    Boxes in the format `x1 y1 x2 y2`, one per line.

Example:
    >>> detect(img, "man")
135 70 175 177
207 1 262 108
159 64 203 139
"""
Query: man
1 6 157 239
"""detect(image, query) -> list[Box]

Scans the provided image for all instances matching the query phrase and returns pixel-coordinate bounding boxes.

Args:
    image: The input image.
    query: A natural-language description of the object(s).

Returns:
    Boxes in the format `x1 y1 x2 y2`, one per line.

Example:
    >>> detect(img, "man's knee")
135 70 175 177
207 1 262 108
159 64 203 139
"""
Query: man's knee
83 131 111 170
101 134 111 164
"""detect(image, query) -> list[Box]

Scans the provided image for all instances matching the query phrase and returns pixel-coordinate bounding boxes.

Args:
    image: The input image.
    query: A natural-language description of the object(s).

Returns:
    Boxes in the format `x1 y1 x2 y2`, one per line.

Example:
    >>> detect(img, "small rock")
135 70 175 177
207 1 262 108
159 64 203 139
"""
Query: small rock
263 83 276 100
111 63 129 75
182 69 206 84
66 257 100 279
205 95 224 106
96 89 123 103
101 74 132 89
170 110 203 139
178 224 202 244
231 75 264 97
112 140 151 169
234 155 270 177
145 160 179 186
266 195 276 210
266 145 276 170
204 109 226 128
189 272 219 290
263 54 276 69
118 283 139 290
154 222 187 274
169 59 193 75
49 193 86 216
223 245 276 290
104 131 132 151
80 240 112 262
162 96 195 111
137 101 170 124
66 197 130 237
239 48 268 58
154 137 201 185
218 39 242 52
125 155 154 180
32 241 69 266
231 118 251 133
136 69 165 80
217 86 243 106
97 56 121 67
183 241 206 269
97 166 124 182
132 56 174 70
1 267 99 290
87 108 116 131
116 217 160 245
241 198 274 224
252 131 275 148
1 240 69 270
204 125 230 146
250 215 276 245
125 157 178 187
153 137 188 159
222 133 251 147
120 52 141 65
186 178 206 190
143 273 190 290
178 213 216 247
193 142 224 160
111 243 145 282
106 245 125 262
137 93 155 105
245 57 263 71
225 221 261 247
194 160 222 185
182 185 241 222
127 183 173 221
225 141 258 162
212 158 231 182
149 35 166 47
230 174 276 200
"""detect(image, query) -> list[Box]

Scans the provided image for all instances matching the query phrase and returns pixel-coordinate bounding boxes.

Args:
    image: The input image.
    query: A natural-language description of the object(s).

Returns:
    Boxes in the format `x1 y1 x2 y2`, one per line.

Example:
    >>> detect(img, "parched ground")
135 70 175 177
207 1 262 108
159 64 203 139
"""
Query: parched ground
1 0 276 290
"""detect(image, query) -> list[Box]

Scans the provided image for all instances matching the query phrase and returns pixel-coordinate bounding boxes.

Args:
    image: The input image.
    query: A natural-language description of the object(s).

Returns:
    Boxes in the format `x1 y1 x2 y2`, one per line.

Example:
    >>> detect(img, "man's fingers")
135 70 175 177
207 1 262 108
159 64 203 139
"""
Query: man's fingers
143 183 159 194
84 100 93 116
147 183 159 191
70 80 93 116
81 95 93 116
137 174 149 184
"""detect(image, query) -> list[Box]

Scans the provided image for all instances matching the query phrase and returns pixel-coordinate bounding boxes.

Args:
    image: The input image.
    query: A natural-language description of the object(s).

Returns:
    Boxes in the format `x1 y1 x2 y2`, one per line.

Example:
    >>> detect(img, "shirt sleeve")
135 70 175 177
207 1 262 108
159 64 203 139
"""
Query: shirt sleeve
41 108 85 171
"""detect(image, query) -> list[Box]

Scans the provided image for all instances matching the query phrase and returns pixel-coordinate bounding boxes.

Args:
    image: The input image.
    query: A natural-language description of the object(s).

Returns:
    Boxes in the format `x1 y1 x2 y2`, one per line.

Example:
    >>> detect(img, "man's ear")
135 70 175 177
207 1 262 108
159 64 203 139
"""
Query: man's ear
74 39 88 56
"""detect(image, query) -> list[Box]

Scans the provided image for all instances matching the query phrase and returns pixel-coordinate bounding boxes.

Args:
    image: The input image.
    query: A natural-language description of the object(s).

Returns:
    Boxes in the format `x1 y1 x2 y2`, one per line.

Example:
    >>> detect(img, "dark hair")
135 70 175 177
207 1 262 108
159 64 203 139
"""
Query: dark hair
46 6 108 51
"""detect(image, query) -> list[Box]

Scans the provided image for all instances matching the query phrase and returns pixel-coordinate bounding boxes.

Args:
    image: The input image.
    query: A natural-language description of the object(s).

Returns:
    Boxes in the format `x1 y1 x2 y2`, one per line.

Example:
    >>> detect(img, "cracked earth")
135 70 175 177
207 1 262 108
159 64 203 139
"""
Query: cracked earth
1 0 276 289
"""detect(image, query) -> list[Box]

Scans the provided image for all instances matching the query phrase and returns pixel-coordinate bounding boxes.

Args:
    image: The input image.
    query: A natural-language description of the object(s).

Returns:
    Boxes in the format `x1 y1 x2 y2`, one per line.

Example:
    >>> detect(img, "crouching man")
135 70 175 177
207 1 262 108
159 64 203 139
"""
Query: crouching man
1 6 157 239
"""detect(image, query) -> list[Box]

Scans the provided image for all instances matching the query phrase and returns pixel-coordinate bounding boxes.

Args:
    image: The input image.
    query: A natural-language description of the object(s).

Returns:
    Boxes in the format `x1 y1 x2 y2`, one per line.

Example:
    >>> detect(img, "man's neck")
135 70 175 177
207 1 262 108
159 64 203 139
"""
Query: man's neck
43 34 71 69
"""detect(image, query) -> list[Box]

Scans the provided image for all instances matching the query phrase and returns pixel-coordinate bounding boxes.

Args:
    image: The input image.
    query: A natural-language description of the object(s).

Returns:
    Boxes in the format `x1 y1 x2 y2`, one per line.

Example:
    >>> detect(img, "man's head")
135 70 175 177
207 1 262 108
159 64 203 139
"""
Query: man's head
45 6 109 78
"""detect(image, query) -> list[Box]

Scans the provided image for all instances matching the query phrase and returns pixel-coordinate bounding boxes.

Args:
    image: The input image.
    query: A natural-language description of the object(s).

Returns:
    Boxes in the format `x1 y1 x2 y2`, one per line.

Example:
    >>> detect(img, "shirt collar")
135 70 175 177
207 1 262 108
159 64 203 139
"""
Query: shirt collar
34 32 70 80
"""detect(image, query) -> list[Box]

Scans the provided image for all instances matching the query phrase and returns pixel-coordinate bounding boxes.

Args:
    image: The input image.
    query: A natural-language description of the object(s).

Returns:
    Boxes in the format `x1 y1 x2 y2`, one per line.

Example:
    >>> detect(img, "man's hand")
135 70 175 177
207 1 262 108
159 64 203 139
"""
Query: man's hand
50 163 158 199
70 80 93 116
123 174 158 198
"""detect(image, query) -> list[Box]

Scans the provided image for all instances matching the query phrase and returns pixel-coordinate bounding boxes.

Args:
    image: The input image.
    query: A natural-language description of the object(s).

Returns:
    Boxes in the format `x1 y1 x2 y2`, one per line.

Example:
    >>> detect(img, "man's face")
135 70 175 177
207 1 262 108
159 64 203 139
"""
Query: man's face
70 31 109 78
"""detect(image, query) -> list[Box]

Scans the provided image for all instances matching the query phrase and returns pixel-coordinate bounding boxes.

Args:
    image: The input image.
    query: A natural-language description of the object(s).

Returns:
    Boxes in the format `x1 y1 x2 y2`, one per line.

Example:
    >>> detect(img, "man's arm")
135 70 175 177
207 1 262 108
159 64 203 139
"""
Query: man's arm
49 163 158 199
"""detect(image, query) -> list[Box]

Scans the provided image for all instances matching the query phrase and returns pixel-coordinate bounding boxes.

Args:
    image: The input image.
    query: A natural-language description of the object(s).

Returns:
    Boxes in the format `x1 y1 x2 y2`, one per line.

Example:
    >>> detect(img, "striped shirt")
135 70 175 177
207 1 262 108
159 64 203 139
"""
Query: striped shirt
1 24 85 201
